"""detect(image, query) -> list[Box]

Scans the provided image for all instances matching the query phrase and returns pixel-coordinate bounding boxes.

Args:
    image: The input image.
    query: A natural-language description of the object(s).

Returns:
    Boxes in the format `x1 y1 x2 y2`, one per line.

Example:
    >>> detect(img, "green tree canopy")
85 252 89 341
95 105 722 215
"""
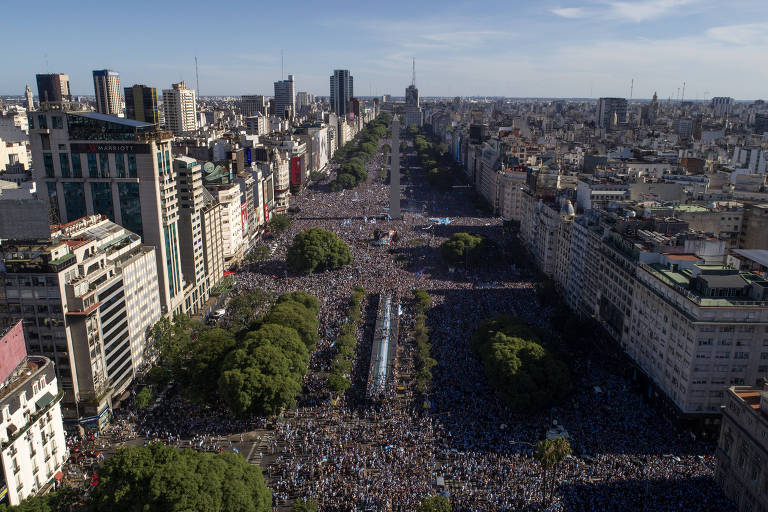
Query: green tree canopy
243 324 309 381
286 228 352 274
269 214 292 233
183 328 237 399
417 495 451 512
472 315 570 411
262 300 319 350
439 232 496 267
0 486 83 512
135 387 153 410
245 244 271 264
291 498 318 512
90 444 271 512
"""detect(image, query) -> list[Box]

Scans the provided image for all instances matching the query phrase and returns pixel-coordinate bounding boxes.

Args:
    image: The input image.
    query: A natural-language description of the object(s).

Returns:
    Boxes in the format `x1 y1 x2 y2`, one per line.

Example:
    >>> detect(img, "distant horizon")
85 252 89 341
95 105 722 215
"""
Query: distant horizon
3 0 767 98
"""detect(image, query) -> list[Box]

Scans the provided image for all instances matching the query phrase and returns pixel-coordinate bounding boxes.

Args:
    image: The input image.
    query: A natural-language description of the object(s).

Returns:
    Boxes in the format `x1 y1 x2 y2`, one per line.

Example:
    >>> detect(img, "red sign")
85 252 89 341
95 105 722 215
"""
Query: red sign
264 203 270 223
290 157 302 186
240 202 247 232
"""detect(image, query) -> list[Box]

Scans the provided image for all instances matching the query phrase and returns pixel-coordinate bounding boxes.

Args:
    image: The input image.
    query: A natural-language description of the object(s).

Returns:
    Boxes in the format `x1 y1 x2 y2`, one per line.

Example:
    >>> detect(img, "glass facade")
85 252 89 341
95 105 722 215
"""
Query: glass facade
115 153 125 178
43 153 54 177
46 182 60 222
62 182 86 222
117 183 142 239
164 224 182 299
71 153 83 178
127 153 137 178
99 153 110 178
87 154 98 178
66 113 157 141
59 153 70 178
91 182 115 222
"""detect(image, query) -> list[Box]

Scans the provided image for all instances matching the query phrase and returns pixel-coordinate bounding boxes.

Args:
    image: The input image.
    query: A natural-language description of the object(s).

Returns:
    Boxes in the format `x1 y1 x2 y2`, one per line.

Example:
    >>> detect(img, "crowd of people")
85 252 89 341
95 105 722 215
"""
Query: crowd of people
84 136 735 511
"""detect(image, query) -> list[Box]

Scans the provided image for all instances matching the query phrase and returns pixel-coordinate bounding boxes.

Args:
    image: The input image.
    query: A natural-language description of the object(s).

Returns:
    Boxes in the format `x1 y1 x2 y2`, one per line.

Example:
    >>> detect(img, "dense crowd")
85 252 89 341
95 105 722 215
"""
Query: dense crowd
99 138 735 511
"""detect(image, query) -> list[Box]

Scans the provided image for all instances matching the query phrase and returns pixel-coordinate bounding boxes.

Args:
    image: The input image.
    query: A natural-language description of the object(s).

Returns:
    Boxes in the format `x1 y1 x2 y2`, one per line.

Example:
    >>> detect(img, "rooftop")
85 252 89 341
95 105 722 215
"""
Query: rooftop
73 112 153 128
733 249 768 269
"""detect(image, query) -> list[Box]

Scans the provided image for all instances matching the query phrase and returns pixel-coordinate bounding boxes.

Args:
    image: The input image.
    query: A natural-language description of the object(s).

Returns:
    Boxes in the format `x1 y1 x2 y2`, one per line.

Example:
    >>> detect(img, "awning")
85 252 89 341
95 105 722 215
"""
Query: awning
53 471 63 482
36 392 56 410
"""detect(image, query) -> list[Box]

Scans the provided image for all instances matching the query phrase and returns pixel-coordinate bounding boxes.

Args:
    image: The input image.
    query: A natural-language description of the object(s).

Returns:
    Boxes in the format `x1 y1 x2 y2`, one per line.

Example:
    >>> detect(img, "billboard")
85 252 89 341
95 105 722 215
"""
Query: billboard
264 202 270 224
290 157 302 187
245 148 252 165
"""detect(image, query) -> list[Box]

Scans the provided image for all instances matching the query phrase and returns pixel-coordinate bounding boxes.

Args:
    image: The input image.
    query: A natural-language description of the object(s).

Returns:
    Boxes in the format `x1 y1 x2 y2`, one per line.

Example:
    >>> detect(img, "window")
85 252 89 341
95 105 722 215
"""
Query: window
91 182 115 221
87 153 98 177
71 153 83 178
115 153 125 178
63 182 86 221
51 116 63 129
59 153 70 178
127 153 137 178
37 115 47 129
43 153 54 177
99 153 110 178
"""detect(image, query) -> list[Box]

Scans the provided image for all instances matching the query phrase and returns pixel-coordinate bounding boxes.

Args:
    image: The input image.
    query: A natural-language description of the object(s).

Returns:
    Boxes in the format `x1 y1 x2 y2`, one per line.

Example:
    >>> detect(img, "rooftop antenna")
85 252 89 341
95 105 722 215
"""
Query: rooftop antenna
411 58 416 87
681 81 686 104
195 56 200 98
630 78 634 100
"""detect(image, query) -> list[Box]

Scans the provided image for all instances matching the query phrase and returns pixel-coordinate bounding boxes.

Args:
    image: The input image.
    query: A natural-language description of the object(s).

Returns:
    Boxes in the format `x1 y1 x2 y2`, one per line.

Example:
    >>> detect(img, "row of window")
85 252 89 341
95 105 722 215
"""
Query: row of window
43 151 138 179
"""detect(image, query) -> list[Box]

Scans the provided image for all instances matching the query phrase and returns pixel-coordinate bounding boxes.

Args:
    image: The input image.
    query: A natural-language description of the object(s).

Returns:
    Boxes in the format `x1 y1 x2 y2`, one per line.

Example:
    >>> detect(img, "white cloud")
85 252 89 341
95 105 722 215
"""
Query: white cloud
552 0 702 22
706 23 768 45
551 7 587 18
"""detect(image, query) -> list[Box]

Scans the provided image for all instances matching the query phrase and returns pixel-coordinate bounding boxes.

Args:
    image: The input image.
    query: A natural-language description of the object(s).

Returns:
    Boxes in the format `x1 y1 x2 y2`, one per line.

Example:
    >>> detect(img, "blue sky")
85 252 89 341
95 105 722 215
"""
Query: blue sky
3 0 767 99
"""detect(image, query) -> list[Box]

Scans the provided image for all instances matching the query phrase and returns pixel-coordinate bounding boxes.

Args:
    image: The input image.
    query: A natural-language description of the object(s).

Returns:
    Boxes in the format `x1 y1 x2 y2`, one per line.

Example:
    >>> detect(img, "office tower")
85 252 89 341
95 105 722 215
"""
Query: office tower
597 97 628 129
404 68 422 127
174 156 225 315
0 216 162 428
330 69 353 117
162 81 197 135
35 74 71 103
25 84 34 111
0 322 67 505
296 91 309 110
712 96 734 117
241 95 267 117
93 69 122 116
755 113 768 135
125 84 159 124
29 108 186 316
273 74 295 120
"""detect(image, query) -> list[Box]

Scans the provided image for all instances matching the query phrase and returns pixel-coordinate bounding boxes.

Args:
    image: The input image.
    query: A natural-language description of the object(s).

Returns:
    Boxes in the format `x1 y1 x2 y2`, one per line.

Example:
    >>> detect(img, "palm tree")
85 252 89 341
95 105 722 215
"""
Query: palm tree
534 437 572 505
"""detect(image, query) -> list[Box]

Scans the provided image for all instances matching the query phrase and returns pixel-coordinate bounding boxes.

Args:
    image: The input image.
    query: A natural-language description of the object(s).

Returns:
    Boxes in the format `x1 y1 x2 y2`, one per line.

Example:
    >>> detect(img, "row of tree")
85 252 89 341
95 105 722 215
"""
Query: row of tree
152 290 320 417
329 113 392 191
3 444 272 512
411 128 454 190
471 315 571 411
286 228 352 274
412 289 436 395
440 232 497 268
327 286 366 396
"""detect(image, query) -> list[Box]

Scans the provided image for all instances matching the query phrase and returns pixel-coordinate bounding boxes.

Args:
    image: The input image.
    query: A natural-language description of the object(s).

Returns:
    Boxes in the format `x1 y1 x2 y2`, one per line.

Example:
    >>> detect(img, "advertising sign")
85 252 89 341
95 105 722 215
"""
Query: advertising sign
290 157 302 186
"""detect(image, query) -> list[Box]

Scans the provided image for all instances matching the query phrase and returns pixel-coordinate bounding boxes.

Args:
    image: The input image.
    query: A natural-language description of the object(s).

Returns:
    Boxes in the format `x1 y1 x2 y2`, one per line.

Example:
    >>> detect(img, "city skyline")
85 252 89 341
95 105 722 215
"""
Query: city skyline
3 0 768 99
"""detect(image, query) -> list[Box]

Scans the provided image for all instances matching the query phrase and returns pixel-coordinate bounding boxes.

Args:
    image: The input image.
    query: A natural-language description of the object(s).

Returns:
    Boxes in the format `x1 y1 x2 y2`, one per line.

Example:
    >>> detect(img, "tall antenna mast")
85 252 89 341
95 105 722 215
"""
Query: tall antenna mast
681 81 686 104
411 58 416 87
195 57 200 99
629 78 634 100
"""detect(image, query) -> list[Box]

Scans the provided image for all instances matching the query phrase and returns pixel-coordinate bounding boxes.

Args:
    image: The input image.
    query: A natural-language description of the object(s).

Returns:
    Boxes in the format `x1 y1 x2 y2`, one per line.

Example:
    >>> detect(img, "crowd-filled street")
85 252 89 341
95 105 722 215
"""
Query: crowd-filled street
93 134 734 511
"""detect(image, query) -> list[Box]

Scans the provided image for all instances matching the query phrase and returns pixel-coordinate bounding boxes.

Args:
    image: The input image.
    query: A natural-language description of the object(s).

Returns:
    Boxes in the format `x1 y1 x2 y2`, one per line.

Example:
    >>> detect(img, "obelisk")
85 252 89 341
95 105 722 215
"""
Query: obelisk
390 116 400 219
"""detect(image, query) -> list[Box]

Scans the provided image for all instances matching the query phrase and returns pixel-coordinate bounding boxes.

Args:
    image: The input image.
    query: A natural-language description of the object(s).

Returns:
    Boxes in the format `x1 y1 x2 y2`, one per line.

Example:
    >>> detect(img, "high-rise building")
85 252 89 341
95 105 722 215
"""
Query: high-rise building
162 81 197 135
92 69 122 116
0 321 67 505
125 84 159 125
174 157 225 315
715 383 768 512
29 108 186 316
35 74 71 104
597 97 628 129
712 97 734 117
25 84 34 111
273 74 295 120
241 95 267 117
404 84 422 127
330 69 353 117
296 91 310 110
0 216 162 428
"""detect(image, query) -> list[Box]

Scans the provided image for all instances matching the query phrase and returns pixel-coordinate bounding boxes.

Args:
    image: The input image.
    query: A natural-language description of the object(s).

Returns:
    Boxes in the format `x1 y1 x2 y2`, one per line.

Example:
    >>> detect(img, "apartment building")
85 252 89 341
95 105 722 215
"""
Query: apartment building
716 383 768 512
0 216 161 427
0 322 67 505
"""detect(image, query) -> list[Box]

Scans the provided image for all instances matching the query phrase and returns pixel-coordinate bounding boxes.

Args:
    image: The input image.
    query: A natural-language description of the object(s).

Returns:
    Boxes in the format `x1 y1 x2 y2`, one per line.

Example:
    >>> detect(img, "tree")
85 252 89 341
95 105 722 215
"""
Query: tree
183 328 236 399
417 495 451 512
291 498 318 512
269 214 291 233
262 300 319 350
440 232 496 267
534 437 572 504
399 141 408 153
243 324 309 381
0 486 84 512
245 244 271 264
471 315 570 411
135 387 153 410
90 444 271 512
286 228 352 274
218 343 301 416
